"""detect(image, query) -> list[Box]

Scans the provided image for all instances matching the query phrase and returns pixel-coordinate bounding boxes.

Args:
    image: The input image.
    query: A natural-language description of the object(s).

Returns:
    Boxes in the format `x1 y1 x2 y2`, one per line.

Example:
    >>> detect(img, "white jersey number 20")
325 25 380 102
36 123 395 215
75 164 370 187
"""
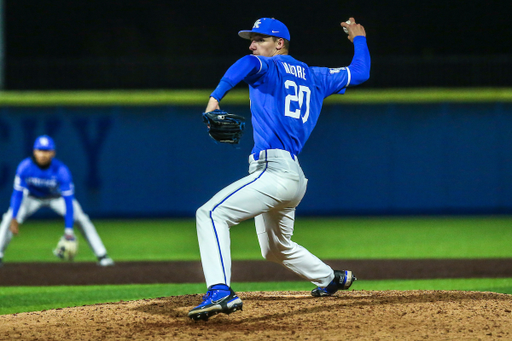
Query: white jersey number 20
284 80 311 123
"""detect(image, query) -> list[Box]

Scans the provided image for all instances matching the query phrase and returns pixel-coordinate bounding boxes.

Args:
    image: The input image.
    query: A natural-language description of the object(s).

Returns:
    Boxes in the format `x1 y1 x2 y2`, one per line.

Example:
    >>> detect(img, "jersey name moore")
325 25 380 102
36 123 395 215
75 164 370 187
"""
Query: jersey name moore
281 62 307 80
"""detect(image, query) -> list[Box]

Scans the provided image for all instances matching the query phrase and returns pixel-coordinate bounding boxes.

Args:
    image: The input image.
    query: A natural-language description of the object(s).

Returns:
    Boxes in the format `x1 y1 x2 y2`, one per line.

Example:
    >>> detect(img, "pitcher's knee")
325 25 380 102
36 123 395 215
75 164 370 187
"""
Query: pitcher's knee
197 202 241 228
260 246 285 263
263 242 299 262
196 204 212 222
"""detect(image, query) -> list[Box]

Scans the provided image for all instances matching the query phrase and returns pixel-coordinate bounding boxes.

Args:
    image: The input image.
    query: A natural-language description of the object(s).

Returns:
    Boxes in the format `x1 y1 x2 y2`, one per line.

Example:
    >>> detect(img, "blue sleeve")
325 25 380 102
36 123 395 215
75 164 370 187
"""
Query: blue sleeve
63 195 74 228
347 36 371 86
211 55 267 101
13 161 28 192
58 164 74 197
11 162 27 218
10 189 24 218
58 163 75 228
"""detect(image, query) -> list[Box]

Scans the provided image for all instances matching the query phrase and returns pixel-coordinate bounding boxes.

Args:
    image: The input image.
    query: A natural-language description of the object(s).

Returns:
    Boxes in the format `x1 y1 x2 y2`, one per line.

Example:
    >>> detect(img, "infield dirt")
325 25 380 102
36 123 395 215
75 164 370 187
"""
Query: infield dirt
1 290 512 340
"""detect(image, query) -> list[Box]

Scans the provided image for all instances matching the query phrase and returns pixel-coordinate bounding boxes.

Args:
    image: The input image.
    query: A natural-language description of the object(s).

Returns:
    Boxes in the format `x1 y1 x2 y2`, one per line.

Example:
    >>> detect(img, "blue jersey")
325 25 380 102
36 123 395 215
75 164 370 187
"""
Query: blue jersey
211 36 370 157
246 54 351 156
14 157 74 198
10 157 75 227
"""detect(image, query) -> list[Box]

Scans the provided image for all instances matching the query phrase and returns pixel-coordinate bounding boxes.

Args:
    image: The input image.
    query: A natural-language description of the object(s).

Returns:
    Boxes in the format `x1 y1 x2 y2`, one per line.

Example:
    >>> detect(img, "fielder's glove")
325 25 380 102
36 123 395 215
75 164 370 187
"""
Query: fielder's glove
53 235 78 261
202 109 246 144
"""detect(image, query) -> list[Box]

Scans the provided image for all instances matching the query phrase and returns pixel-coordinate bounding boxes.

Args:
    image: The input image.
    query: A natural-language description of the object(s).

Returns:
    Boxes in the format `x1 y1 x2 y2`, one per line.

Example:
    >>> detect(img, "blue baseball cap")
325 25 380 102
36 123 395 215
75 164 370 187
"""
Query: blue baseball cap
238 18 290 41
33 135 56 150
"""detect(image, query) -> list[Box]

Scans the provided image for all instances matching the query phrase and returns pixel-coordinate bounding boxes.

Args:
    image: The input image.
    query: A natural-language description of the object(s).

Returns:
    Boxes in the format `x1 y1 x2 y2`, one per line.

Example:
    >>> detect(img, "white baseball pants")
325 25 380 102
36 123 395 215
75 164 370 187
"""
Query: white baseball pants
0 193 108 259
196 149 334 288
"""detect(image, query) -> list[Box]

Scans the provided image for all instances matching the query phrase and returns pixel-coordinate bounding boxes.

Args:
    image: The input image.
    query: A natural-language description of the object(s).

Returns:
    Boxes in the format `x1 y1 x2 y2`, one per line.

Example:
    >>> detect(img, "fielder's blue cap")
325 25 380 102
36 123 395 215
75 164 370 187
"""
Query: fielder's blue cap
33 135 56 150
238 18 290 41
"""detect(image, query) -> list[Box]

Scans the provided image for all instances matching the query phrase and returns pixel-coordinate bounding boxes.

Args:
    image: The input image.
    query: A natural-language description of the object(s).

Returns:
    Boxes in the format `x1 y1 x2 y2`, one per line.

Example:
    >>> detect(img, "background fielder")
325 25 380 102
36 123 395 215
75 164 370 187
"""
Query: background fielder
0 135 114 267
188 17 370 320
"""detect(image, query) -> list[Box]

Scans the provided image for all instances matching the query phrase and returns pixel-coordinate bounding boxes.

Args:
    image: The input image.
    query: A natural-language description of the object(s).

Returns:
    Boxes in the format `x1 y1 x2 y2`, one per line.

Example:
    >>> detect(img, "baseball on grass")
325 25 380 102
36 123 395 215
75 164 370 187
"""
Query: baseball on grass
343 20 351 34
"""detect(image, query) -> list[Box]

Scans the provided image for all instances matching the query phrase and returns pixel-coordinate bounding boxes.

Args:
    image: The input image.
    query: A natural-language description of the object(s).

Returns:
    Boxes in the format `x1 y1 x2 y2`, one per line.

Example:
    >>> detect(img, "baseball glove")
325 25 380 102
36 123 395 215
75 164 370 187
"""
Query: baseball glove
202 109 246 144
53 235 78 261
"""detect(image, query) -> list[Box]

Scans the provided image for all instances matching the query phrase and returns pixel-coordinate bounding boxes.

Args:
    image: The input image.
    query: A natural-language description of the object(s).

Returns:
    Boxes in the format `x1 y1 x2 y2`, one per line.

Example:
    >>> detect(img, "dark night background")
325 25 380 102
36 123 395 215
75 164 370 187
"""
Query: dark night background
5 0 512 89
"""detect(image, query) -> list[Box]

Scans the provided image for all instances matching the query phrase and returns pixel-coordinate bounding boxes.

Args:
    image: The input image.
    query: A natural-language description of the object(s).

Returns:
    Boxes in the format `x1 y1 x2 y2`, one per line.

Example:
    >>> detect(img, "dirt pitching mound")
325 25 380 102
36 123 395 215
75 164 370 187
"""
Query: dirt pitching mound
2 290 512 340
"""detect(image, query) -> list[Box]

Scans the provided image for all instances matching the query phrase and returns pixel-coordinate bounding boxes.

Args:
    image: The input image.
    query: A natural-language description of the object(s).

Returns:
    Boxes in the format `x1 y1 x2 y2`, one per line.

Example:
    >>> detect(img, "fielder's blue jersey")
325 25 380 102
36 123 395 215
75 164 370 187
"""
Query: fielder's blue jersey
10 157 75 227
13 157 74 198
211 36 370 157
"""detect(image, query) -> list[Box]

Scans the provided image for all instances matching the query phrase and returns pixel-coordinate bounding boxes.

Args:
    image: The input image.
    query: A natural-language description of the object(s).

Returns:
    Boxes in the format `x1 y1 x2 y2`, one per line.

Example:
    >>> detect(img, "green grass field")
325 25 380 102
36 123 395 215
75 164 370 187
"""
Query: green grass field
1 216 512 315
5 215 512 262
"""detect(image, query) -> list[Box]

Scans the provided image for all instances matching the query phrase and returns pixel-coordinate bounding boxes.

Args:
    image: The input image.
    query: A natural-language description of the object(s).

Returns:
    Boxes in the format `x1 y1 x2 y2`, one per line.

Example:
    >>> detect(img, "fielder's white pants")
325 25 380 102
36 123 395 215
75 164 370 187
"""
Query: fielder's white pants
0 193 108 259
196 149 334 288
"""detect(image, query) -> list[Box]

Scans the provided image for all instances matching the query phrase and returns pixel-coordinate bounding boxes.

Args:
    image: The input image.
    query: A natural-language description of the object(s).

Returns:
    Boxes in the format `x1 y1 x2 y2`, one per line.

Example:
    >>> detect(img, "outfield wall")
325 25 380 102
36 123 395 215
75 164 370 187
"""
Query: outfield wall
1 94 511 217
